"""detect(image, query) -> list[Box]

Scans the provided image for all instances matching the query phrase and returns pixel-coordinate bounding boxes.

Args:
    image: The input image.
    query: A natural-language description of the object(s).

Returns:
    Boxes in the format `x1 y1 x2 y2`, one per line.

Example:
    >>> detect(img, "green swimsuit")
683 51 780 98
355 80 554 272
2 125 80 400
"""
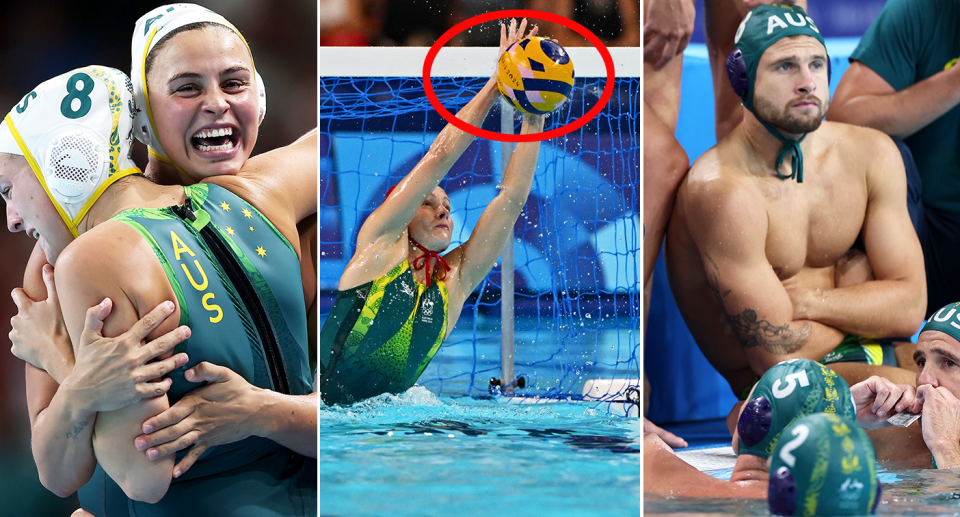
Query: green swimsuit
318 260 449 405
79 184 315 517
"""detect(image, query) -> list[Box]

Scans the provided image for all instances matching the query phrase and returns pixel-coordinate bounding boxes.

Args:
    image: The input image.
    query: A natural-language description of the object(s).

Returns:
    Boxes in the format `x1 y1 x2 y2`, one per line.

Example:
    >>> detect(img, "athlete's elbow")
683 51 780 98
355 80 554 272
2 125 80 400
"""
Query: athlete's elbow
893 305 925 338
35 455 93 498
895 287 927 337
39 473 83 499
118 476 170 504
748 353 784 378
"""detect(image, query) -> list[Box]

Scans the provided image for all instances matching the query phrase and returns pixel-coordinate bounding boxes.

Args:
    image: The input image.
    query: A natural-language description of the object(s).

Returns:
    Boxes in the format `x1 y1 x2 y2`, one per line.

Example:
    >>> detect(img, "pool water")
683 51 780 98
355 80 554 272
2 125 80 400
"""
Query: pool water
411 313 640 399
644 468 960 516
318 387 641 516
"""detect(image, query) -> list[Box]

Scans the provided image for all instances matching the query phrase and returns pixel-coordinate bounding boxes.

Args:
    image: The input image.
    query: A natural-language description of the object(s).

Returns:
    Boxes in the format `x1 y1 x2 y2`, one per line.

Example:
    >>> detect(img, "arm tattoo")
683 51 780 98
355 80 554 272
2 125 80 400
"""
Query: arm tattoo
66 420 89 439
726 308 811 354
705 252 811 355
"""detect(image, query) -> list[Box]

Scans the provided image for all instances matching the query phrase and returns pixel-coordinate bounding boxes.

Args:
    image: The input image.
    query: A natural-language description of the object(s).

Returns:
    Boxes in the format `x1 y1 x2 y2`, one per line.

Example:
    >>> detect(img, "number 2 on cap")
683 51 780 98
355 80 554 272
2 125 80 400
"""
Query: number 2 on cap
779 424 809 468
772 371 810 399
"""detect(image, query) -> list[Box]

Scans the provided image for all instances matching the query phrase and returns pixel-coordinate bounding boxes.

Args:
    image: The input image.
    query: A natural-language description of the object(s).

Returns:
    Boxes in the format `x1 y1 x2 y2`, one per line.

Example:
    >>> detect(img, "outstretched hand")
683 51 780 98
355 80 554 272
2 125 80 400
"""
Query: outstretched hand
10 263 72 377
62 298 190 414
643 0 696 71
850 375 920 429
495 18 539 78
136 361 261 477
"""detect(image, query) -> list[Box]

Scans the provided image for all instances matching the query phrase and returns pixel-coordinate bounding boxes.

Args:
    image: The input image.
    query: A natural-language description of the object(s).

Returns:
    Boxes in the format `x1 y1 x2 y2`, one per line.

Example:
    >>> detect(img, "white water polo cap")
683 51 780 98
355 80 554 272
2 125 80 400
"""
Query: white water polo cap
0 66 141 238
131 3 267 163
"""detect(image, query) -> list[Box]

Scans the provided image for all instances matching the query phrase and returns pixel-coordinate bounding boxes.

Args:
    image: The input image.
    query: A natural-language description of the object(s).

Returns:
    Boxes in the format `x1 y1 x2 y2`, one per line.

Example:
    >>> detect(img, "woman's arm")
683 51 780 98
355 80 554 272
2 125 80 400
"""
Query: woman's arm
356 20 536 248
235 129 319 226
447 114 545 300
26 363 97 497
55 232 180 503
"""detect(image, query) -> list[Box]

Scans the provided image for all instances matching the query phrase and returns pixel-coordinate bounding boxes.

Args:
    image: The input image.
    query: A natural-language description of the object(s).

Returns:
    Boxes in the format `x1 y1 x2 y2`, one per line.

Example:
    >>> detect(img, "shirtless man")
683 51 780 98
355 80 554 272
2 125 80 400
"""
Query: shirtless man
665 5 926 399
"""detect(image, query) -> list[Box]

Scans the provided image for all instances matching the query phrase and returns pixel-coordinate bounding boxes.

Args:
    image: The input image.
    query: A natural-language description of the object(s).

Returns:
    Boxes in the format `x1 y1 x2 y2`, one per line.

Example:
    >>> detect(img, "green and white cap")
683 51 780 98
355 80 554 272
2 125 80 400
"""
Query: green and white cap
0 66 141 237
131 3 266 165
738 359 854 459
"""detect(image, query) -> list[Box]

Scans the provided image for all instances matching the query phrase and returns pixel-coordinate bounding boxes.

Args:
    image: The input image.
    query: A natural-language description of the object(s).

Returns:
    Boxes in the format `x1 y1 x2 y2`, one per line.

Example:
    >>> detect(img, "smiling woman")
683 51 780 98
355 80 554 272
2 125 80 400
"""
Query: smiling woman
133 11 266 183
0 2 317 516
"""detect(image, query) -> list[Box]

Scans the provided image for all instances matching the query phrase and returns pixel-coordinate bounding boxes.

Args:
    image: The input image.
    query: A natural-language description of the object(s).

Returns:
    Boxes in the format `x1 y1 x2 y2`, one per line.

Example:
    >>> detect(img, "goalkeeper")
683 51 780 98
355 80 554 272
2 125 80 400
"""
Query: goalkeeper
318 18 544 405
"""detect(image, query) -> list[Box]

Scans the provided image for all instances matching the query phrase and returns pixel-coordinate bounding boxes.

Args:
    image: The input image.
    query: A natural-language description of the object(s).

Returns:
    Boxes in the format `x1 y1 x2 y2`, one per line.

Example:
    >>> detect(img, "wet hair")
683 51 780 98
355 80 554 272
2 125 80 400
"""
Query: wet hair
144 21 238 76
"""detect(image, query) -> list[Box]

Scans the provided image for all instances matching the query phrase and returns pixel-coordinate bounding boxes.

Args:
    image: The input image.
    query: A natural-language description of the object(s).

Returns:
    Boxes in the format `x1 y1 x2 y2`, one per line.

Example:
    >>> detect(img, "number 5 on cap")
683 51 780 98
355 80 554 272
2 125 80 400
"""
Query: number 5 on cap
772 371 810 399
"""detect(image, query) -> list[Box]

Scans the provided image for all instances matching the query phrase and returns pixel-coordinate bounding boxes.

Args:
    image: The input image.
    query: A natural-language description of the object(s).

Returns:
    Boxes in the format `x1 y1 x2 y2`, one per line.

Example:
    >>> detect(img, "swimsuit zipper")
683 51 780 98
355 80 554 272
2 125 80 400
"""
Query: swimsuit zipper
172 198 290 395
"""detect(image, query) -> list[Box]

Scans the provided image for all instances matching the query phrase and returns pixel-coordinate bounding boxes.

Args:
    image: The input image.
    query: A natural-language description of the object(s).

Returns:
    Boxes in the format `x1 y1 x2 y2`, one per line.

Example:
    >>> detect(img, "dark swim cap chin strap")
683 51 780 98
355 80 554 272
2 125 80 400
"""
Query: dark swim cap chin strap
759 118 806 183
728 4 827 185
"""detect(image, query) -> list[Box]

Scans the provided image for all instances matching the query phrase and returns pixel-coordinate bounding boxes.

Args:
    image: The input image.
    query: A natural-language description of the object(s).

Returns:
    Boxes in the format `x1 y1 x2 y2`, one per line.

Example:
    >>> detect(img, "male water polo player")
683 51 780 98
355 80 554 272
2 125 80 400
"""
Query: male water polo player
1 65 316 515
898 302 960 469
646 359 858 497
665 4 925 399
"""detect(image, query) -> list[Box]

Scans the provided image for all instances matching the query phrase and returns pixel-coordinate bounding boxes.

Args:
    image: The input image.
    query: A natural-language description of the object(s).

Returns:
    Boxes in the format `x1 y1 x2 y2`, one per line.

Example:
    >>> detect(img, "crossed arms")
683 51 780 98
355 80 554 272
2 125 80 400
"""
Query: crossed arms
685 135 925 373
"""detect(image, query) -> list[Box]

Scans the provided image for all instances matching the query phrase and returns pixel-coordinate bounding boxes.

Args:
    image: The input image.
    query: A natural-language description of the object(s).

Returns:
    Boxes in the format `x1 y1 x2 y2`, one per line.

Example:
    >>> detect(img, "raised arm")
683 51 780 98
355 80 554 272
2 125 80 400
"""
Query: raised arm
828 61 960 139
357 20 535 247
688 176 845 373
446 115 544 301
787 135 926 337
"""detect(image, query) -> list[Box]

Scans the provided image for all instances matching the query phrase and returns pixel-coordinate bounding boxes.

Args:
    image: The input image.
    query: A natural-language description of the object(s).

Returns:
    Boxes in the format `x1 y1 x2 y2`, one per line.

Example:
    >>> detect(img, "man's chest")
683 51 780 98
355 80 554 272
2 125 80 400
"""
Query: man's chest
761 176 868 279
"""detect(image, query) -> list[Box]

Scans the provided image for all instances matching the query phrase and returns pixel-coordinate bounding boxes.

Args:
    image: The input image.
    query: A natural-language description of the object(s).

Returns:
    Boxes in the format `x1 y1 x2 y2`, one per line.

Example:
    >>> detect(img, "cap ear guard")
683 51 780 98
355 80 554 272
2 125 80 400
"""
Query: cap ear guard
0 66 140 238
726 48 750 99
738 395 773 447
42 125 109 206
768 465 797 516
872 483 882 513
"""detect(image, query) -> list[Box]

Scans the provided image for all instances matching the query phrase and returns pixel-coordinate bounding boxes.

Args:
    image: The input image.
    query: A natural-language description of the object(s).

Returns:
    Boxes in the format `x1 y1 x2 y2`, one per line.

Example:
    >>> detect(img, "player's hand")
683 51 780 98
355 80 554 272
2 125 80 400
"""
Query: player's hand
917 384 960 466
136 362 260 477
645 431 676 454
61 299 190 414
643 0 696 71
496 18 539 68
10 264 73 375
850 375 919 429
644 417 688 448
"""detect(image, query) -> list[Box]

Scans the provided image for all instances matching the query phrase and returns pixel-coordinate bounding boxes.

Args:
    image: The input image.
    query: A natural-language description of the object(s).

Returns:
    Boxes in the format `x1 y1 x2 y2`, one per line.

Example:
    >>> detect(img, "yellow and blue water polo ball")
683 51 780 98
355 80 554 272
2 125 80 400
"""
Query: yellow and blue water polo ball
497 36 575 115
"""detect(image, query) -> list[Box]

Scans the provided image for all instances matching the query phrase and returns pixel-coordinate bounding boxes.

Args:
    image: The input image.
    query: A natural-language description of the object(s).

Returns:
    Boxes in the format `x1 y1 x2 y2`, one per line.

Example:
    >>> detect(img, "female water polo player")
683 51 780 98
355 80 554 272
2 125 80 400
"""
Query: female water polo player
317 18 545 404
3 65 315 514
10 3 319 493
